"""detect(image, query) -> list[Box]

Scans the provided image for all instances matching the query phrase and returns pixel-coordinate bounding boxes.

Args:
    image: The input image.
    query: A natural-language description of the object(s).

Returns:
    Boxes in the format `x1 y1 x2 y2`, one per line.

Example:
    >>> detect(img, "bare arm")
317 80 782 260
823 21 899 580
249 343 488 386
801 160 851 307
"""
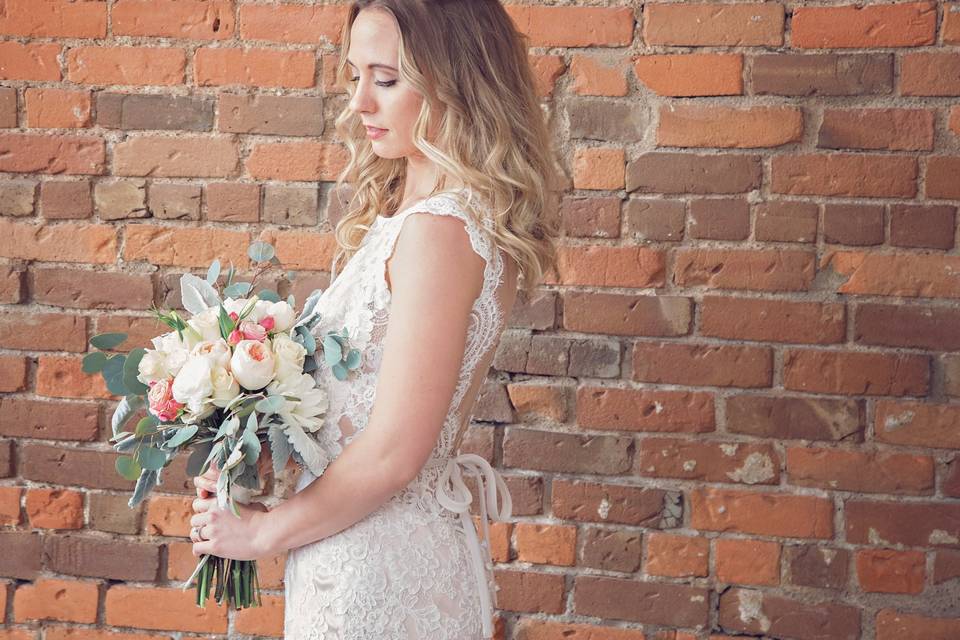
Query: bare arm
254 213 485 557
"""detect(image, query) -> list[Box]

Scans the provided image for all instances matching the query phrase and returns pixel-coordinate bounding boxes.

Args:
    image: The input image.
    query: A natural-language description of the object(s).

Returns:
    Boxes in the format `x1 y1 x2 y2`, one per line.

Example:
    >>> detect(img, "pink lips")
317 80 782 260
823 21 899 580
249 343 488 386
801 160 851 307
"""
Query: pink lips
365 125 388 139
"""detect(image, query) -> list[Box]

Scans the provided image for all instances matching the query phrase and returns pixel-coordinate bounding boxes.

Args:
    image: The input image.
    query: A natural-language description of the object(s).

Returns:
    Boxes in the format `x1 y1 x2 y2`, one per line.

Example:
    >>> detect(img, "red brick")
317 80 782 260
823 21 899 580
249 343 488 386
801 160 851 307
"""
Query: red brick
787 447 934 495
0 487 21 525
234 593 284 637
194 47 315 88
562 291 691 337
633 53 742 97
0 264 25 303
506 6 634 47
0 0 106 37
144 495 192 537
579 527 641 573
645 533 708 578
0 134 104 175
658 105 801 148
690 488 833 539
0 312 87 352
574 575 709 627
638 438 779 485
503 428 632 475
13 578 98 623
645 3 783 46
515 523 576 566
783 349 929 397
876 609 960 640
889 204 955 250
239 4 346 45
0 218 116 263
259 229 339 272
205 182 259 222
25 489 83 530
39 181 93 219
113 0 235 39
755 200 818 243
529 55 566 99
576 386 715 434
570 55 628 97
31 268 154 310
823 251 960 299
876 400 960 449
856 549 924 594
246 141 347 181
552 479 669 527
572 147 624 191
560 196 620 239
947 3 960 44
0 356 28 393
772 153 917 198
0 398 99 441
701 296 845 345
846 500 960 547
114 136 238 178
933 550 960 584
633 342 772 388
44 629 171 640
719 588 859 639
928 156 960 199
674 248 815 292
515 620 646 640
792 2 936 48
67 46 186 86
818 108 935 151
105 586 227 633
715 538 780 586
0 42 62 81
493 570 565 614
900 52 960 96
551 245 663 288
124 224 250 269
506 383 569 422
36 355 113 400
24 89 92 129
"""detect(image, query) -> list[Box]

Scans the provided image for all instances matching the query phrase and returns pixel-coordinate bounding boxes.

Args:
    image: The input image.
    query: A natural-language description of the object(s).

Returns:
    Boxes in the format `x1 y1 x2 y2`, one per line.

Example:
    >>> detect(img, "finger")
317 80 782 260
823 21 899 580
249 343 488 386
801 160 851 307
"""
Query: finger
192 497 214 513
193 540 214 557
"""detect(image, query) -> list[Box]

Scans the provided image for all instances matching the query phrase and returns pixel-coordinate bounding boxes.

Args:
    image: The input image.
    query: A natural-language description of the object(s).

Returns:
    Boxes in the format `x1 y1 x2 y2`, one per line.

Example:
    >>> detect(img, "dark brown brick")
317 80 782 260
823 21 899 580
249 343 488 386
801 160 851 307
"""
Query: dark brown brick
0 180 36 217
751 53 893 96
567 98 645 142
552 479 672 527
508 289 556 330
148 183 201 221
575 575 709 627
626 153 761 195
890 204 955 250
928 157 960 200
97 93 214 131
560 196 621 238
0 398 98 441
580 526 641 573
30 268 154 310
633 342 772 388
786 544 850 590
624 198 685 242
0 86 16 128
568 338 620 378
933 550 960 584
493 330 531 373
205 182 259 222
526 335 569 376
0 439 12 477
40 181 93 219
472 380 514 423
755 200 818 243
0 531 42 579
818 108 934 152
783 349 929 396
89 492 143 535
726 394 863 441
688 198 749 240
494 570 565 614
0 312 87 352
262 184 318 226
21 443 135 491
823 203 884 246
503 428 633 475
218 94 324 136
719 588 860 639
43 534 161 581
502 474 543 516
846 500 960 548
856 303 960 351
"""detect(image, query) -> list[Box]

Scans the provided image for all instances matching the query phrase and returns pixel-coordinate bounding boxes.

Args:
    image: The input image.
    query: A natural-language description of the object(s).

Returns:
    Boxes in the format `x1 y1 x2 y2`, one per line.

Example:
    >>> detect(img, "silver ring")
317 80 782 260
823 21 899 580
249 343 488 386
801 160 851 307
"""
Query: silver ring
198 524 207 541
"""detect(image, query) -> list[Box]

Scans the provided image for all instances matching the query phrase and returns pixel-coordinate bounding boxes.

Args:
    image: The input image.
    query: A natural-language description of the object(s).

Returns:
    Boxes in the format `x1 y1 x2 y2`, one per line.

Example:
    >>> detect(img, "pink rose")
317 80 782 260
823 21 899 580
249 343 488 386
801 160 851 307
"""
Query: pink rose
240 321 267 342
228 328 243 346
147 377 183 422
259 316 275 331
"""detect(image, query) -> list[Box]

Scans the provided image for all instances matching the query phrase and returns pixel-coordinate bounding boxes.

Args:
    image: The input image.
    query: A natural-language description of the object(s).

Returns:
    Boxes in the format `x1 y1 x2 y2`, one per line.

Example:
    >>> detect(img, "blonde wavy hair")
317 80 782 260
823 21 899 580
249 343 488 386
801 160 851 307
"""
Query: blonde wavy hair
331 0 559 292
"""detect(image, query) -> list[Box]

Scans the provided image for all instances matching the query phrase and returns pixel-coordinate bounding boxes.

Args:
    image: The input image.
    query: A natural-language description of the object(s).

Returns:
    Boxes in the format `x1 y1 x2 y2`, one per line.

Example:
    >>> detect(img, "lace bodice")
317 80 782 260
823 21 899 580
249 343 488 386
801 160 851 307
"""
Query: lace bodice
284 188 514 639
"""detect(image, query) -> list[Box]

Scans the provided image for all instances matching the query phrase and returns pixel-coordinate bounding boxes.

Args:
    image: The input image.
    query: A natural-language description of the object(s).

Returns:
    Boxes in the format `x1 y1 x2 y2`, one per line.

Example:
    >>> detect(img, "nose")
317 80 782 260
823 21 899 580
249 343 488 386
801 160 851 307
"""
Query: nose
348 77 376 116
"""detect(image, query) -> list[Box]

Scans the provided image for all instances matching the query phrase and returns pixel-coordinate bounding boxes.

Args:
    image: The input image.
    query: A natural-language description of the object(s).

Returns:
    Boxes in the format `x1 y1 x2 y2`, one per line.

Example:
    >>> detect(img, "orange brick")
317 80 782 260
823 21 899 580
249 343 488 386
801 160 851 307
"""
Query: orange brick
0 134 105 175
570 55 628 97
646 533 709 578
822 251 960 299
144 495 193 537
514 523 576 566
715 538 780 586
0 0 106 38
24 89 92 128
553 245 664 288
0 487 21 525
506 6 634 47
25 489 84 529
506 382 569 422
239 4 346 45
113 0 235 40
514 620 647 640
257 228 338 272
573 147 624 191
691 488 833 539
473 518 511 563
783 349 929 397
949 107 960 137
900 53 960 97
124 224 250 269
105 586 227 633
529 55 566 99
575 386 715 433
658 105 802 148
115 136 238 178
644 2 784 46
36 356 113 400
246 141 348 181
876 609 960 639
0 219 116 264
0 42 62 81
194 47 315 88
235 593 284 636
875 401 960 449
786 446 934 495
66 46 186 86
792 2 936 48
13 578 98 623
633 53 742 97
946 3 960 44
857 549 925 594
44 628 172 640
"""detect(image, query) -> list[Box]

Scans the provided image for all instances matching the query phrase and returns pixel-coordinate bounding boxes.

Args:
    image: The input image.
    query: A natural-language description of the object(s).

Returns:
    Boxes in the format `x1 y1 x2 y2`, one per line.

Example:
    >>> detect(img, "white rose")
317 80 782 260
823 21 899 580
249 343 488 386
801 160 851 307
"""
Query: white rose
191 339 231 370
137 350 170 385
264 300 296 332
271 333 307 382
172 356 215 413
187 307 222 342
230 339 276 390
210 366 240 408
251 299 273 324
223 297 251 319
151 330 197 354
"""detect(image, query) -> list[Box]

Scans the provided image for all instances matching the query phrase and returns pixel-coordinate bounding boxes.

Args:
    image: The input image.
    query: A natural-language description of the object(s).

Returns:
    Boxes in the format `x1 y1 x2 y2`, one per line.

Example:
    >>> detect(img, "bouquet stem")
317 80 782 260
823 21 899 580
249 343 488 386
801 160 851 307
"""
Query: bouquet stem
188 554 262 609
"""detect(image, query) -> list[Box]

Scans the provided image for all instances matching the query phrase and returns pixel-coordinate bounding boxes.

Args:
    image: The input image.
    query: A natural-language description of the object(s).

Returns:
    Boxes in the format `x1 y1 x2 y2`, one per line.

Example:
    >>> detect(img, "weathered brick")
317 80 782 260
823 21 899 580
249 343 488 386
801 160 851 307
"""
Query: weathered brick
0 487 21 525
572 147 624 191
577 386 715 434
0 398 98 441
493 570 565 614
12 578 98 624
0 312 87 352
45 534 161 581
691 488 833 538
515 523 575 566
528 54 566 98
845 500 960 547
263 184 319 226
580 526 641 573
751 53 893 96
716 538 780 586
0 440 12 478
24 88 91 128
624 198 685 242
568 339 620 378
702 296 845 345
783 349 929 396
659 105 801 149
563 292 691 337
246 141 348 181
559 196 620 238
772 154 917 198
105 586 227 633
0 356 28 392
66 46 186 86
755 200 818 243
31 268 153 310
646 532 708 578
124 224 250 268
112 0 235 39
194 47 315 88
508 289 556 330
505 6 634 47
526 334 569 376
25 489 83 529
506 383 569 422
552 245 663 288
876 609 960 640
88 492 142 535
818 108 935 151
219 94 324 136
472 380 514 423
0 264 25 303
0 0 106 37
0 87 16 127
856 549 924 594
205 182 260 223
901 53 960 96
787 447 933 495
238 3 346 45
633 342 772 388
856 303 960 351
792 2 935 48
36 355 112 400
515 620 646 640
0 42 62 82
719 588 859 639
889 204 955 249
0 532 42 579
726 394 863 441
688 198 749 240
928 156 960 200
644 2 784 46
786 544 849 590
638 438 779 485
570 55 628 97
0 180 36 217
823 203 884 245
552 479 670 527
502 474 543 516
39 181 92 219
568 99 644 142
235 593 284 637
933 549 960 584
504 428 632 475
627 153 761 194
574 575 709 627
21 443 134 491
144 495 192 537
0 134 104 175
633 53 743 97
148 183 201 221
97 93 212 132
115 136 239 178
94 179 148 220
875 401 960 449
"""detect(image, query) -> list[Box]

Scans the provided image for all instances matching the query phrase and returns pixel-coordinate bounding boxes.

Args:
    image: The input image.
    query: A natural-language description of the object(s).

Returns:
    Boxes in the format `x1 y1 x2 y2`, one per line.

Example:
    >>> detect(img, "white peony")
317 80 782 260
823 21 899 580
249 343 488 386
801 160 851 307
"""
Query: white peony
264 301 296 332
266 372 328 434
210 366 240 408
191 339 231 370
150 331 196 376
171 356 215 414
230 339 276 390
187 307 223 342
271 333 307 382
137 350 170 385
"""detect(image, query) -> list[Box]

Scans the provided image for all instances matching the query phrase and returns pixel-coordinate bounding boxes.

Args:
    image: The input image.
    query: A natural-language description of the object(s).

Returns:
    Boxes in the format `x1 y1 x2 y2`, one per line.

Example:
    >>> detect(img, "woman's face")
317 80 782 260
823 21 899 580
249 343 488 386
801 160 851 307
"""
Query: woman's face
346 8 425 160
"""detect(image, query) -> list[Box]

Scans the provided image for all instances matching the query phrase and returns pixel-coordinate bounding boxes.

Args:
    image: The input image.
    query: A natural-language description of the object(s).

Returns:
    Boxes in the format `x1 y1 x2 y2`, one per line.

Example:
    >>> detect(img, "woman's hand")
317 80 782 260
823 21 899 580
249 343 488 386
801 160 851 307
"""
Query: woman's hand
189 495 272 560
194 459 221 499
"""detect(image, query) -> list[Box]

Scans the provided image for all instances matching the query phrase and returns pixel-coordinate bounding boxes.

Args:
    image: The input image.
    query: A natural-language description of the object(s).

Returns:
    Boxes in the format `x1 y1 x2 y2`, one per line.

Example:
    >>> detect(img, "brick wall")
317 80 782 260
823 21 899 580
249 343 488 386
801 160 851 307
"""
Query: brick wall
2 1 960 639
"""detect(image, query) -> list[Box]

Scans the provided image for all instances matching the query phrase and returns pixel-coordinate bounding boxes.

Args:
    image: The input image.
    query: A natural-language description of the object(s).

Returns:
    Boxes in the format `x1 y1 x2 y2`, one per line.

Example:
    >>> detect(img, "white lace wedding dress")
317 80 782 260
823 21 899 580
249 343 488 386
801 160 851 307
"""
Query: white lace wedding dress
283 188 514 639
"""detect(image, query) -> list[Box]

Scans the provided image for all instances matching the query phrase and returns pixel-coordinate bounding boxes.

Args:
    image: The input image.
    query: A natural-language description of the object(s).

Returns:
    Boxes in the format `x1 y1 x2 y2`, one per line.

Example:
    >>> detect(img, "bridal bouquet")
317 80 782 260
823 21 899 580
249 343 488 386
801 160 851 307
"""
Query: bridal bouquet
83 240 360 609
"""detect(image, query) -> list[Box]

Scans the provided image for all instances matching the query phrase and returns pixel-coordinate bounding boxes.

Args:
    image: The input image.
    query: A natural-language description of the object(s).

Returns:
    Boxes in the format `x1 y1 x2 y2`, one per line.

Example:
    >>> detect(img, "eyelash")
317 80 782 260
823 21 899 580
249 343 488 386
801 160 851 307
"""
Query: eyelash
349 76 397 88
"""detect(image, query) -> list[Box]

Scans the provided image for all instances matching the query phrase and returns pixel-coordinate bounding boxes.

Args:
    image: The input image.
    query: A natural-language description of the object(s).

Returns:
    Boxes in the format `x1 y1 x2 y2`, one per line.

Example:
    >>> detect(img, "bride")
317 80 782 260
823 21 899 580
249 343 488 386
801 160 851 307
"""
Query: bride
188 1 557 637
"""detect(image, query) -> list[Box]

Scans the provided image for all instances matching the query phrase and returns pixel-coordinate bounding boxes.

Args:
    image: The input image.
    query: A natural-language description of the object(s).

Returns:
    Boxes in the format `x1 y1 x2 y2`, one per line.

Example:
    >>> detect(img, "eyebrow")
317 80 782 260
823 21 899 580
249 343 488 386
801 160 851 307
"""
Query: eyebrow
346 59 398 72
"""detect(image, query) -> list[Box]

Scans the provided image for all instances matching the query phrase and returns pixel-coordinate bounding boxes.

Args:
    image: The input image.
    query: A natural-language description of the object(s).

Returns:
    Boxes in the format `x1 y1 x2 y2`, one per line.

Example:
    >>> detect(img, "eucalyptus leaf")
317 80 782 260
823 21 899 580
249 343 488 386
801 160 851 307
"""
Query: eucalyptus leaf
255 395 285 414
223 282 252 298
122 348 149 396
294 289 324 328
111 395 144 437
206 259 221 286
134 416 157 437
245 412 258 435
137 446 167 471
165 424 199 449
91 332 128 350
332 362 348 381
257 289 280 303
248 241 275 263
128 468 159 508
116 455 141 481
82 351 108 374
268 425 294 477
187 440 214 477
180 272 221 314
345 349 361 370
103 355 129 396
323 335 342 366
303 355 318 374
225 263 236 287
234 460 260 490
286 270 297 282
114 433 140 453
242 426 261 466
